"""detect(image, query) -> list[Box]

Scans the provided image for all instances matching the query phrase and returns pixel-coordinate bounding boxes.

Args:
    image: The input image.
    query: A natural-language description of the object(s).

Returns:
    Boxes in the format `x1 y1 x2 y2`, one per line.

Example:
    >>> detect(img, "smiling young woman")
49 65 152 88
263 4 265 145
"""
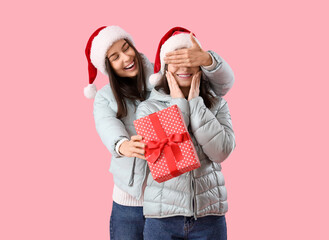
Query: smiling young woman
137 29 236 240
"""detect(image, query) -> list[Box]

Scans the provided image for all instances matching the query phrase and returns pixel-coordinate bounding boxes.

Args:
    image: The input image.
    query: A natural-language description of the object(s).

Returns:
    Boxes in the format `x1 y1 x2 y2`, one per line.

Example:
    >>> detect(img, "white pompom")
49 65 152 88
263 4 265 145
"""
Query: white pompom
149 72 163 86
84 84 97 99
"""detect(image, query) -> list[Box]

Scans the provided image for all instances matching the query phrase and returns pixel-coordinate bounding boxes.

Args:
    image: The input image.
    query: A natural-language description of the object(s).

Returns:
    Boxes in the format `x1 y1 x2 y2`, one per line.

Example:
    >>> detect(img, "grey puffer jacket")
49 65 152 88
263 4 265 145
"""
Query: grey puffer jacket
136 89 235 218
93 52 234 200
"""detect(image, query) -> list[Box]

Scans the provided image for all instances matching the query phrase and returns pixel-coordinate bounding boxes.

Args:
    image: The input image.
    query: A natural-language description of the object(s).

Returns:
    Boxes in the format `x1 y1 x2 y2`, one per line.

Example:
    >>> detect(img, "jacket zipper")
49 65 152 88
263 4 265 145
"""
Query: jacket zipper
188 126 197 220
191 171 197 220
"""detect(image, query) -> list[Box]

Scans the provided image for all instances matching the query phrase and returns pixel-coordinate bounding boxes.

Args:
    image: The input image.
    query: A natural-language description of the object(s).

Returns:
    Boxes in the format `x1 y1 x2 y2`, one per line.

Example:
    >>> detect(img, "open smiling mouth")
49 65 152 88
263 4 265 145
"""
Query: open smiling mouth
176 74 192 78
124 61 135 70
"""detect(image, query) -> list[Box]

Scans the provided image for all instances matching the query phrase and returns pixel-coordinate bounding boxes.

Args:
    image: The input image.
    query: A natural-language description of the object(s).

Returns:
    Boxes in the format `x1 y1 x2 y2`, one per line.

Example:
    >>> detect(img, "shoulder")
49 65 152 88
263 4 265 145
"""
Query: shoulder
93 84 119 112
136 99 167 119
138 99 163 113
94 84 116 103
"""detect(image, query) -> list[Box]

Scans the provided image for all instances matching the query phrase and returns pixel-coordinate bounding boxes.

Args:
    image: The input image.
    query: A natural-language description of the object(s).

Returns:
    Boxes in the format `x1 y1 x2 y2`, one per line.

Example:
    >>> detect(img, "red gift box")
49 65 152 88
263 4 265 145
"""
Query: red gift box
134 105 200 183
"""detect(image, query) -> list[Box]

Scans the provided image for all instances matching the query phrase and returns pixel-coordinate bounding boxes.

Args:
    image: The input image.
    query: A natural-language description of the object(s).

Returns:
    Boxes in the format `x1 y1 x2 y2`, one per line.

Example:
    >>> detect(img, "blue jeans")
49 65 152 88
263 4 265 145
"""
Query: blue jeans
144 215 227 240
110 201 145 240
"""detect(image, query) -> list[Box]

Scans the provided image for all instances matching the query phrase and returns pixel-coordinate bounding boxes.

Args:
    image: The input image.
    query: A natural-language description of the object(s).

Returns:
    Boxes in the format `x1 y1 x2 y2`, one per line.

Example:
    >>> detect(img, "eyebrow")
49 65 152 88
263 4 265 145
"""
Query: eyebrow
108 42 128 59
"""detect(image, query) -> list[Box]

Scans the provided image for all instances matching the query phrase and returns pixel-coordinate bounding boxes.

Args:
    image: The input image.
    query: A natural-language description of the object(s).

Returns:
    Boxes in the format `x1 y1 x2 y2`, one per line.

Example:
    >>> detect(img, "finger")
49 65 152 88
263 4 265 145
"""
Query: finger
166 71 172 83
131 135 143 141
168 72 179 93
166 71 174 91
164 58 191 64
195 78 200 91
164 57 189 64
165 53 188 62
188 86 193 101
132 153 146 160
169 72 179 87
168 71 183 96
194 71 201 80
170 63 193 68
133 141 145 149
168 71 178 86
193 71 201 88
193 72 201 88
165 49 188 57
190 32 200 48
190 73 196 90
133 147 145 155
196 71 201 84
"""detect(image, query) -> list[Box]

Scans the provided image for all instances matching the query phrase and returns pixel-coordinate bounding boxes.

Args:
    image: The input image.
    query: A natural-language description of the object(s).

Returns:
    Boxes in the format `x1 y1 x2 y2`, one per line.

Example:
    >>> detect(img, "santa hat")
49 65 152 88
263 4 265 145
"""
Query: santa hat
84 26 135 99
149 27 201 86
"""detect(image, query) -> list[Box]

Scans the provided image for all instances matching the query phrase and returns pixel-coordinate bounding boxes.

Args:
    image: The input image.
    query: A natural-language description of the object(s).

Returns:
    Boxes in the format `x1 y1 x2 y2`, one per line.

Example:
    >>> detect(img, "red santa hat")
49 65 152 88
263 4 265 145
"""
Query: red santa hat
149 27 201 86
84 26 135 99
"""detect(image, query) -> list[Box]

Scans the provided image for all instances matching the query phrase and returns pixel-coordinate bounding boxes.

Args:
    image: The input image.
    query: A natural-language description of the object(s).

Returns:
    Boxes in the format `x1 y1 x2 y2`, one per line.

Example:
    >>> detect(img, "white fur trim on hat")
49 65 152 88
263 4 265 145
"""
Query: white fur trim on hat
84 84 97 99
159 33 201 73
90 26 134 76
149 72 163 86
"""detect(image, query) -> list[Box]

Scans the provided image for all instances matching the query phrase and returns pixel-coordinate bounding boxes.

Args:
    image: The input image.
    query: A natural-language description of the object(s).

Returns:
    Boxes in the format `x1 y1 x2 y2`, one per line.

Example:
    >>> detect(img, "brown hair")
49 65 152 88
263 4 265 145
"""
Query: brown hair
155 65 217 109
105 39 147 118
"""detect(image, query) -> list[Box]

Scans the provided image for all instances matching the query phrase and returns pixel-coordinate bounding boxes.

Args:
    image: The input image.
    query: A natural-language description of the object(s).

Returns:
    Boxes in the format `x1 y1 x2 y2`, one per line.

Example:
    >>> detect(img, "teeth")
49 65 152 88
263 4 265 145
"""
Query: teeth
177 74 191 77
125 62 134 69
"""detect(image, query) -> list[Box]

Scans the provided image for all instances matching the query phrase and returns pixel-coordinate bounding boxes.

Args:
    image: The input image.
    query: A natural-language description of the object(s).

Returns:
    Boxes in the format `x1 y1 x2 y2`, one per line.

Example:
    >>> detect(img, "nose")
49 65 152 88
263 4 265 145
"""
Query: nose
122 52 131 62
179 66 189 72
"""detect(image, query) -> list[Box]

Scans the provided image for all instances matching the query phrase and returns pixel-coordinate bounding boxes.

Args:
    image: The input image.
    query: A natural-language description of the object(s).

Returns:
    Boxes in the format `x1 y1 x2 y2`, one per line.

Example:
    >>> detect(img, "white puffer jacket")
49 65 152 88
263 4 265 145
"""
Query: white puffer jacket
93 52 234 200
136 88 235 218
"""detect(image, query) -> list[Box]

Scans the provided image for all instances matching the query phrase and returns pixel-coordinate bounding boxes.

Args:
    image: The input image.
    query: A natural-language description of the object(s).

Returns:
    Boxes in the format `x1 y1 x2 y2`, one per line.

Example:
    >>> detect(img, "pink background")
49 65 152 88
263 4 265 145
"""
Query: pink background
1 0 328 239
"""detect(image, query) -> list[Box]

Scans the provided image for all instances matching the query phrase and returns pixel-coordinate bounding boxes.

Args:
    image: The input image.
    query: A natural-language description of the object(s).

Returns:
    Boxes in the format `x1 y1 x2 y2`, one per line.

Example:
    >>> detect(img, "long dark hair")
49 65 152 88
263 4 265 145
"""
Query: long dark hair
155 65 217 109
105 39 147 118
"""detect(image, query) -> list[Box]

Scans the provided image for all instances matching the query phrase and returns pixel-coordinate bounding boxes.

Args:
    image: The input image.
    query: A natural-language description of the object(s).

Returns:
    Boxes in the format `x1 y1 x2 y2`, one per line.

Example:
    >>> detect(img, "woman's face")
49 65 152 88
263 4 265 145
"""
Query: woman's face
167 64 200 88
106 39 139 78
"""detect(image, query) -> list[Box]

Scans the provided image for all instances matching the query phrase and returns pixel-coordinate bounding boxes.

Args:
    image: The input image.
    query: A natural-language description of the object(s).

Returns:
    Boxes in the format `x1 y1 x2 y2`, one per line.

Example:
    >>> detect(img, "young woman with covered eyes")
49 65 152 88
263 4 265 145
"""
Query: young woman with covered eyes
84 26 234 239
136 28 235 240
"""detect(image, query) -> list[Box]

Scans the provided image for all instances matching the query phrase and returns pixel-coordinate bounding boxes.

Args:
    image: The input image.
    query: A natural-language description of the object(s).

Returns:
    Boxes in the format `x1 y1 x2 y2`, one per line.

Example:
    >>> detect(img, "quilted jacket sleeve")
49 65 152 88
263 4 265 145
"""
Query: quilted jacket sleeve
189 96 235 163
93 90 130 158
201 51 235 97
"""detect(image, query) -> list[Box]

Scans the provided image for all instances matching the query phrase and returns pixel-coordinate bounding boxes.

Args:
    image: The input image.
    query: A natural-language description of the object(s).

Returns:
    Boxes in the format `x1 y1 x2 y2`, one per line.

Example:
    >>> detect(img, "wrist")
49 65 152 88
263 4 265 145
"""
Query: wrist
117 139 129 156
202 52 212 66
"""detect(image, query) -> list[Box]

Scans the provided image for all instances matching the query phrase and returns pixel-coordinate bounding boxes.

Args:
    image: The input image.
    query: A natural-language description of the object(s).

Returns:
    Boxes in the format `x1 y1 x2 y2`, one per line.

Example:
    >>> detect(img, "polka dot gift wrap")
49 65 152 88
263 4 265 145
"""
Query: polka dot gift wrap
134 105 200 183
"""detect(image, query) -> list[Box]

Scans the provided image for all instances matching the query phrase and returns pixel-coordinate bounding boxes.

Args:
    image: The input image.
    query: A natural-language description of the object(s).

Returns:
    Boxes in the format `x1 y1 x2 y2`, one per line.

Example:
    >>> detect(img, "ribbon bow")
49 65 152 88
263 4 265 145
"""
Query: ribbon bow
146 132 189 164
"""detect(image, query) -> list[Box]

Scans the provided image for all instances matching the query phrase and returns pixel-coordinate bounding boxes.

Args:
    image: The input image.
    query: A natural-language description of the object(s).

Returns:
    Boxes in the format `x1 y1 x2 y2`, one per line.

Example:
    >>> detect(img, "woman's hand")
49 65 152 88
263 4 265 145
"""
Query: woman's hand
188 71 201 101
164 33 212 67
119 135 146 160
166 71 185 99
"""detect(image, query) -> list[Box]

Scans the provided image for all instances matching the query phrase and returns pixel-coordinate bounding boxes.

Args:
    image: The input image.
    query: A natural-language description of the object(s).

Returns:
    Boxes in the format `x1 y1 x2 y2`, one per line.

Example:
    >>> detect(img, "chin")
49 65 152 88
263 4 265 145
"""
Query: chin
130 71 138 78
122 70 138 78
178 82 192 87
130 67 139 77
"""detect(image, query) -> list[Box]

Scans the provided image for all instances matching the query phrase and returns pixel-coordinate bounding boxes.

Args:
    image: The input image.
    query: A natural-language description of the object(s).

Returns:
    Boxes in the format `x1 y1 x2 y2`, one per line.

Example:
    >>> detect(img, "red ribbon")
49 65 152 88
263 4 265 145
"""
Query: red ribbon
146 132 189 163
145 111 190 177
